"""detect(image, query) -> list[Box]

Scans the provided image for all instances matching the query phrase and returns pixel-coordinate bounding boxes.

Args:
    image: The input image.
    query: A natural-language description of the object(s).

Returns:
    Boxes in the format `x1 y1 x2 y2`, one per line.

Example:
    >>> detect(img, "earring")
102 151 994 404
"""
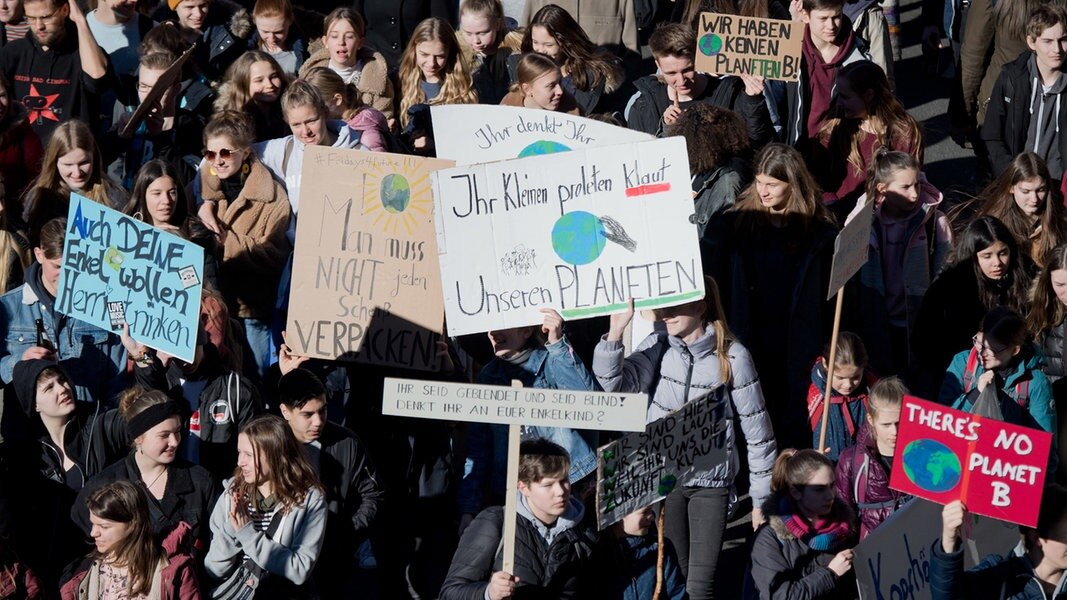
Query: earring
241 162 251 176
209 167 218 177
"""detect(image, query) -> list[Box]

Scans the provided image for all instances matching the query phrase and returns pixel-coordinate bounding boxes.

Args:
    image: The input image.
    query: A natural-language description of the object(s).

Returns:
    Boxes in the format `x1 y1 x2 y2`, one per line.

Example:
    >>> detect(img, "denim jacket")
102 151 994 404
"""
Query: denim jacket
0 283 127 404
458 337 599 515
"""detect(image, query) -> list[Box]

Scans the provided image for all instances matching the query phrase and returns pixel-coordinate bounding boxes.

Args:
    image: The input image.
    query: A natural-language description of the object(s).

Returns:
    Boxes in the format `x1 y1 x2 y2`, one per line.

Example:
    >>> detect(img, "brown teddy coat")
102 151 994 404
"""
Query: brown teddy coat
300 43 395 120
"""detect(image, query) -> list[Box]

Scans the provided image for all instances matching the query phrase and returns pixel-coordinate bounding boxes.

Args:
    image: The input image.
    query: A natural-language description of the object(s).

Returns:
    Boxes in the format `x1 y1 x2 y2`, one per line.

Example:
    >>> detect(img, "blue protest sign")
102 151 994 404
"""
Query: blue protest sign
55 194 204 362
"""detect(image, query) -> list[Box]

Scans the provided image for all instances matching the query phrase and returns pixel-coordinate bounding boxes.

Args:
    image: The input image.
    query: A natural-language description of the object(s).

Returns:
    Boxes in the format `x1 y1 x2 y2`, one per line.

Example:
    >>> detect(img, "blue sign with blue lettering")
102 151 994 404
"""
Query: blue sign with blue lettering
55 194 204 362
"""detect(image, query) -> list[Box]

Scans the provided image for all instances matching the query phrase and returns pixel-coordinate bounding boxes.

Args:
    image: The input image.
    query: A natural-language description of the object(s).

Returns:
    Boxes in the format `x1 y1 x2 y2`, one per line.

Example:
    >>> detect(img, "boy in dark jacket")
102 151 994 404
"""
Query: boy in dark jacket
278 367 384 597
595 505 687 600
625 23 773 147
981 5 1067 180
783 0 871 145
932 484 1067 599
440 438 596 600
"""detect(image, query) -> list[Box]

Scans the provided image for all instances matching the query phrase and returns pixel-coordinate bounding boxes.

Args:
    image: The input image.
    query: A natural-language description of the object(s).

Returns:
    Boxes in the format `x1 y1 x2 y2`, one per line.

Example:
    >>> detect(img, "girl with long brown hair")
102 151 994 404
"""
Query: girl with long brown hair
214 50 291 142
205 415 325 596
974 152 1067 268
706 144 838 451
520 4 625 115
593 276 777 599
21 121 126 247
61 480 199 599
809 60 923 219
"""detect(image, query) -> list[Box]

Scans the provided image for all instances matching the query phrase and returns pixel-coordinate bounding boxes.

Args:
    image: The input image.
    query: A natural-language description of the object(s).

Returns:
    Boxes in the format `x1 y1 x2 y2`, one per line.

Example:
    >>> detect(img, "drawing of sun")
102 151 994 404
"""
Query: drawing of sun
362 161 434 235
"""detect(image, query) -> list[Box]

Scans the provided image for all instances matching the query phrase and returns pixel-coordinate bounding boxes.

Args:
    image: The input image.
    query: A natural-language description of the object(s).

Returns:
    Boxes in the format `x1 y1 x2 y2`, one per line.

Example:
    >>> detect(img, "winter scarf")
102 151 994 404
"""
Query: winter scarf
777 497 854 552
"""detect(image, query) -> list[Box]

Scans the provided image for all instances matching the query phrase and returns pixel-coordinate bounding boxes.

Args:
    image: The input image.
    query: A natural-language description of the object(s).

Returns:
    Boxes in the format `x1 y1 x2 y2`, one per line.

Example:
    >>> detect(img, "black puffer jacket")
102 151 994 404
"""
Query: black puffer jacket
1040 317 1067 383
626 73 773 146
439 499 596 600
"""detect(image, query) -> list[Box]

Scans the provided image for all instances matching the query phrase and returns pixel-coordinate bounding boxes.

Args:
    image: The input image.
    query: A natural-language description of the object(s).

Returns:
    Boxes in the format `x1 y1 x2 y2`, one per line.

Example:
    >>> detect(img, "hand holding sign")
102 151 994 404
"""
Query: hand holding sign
941 500 967 553
487 571 519 600
828 549 854 576
607 298 635 342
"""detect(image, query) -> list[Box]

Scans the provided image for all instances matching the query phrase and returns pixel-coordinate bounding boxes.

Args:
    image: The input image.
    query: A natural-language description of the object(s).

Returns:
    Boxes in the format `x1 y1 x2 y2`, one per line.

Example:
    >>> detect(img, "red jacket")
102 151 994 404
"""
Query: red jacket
60 522 199 600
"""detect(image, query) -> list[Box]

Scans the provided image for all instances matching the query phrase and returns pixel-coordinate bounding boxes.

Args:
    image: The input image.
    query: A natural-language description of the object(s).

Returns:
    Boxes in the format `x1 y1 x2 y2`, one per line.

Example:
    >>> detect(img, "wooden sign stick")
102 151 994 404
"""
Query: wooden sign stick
817 291 845 453
501 380 523 575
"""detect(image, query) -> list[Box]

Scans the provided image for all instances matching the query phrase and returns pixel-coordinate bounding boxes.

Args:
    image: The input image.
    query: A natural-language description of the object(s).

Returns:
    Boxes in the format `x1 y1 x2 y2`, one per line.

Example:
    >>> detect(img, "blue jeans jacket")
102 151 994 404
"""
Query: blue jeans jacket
458 337 600 515
0 283 128 404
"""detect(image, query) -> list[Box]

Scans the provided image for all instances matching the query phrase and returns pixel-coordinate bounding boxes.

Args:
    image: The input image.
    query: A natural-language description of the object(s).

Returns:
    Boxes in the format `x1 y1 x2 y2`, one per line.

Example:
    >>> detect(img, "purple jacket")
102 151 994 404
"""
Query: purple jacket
835 426 911 540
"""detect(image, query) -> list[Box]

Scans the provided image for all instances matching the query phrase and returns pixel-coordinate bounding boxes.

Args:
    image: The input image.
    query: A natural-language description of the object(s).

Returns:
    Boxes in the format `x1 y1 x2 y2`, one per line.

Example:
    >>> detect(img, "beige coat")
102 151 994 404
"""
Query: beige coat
199 160 291 319
300 43 396 120
520 0 638 54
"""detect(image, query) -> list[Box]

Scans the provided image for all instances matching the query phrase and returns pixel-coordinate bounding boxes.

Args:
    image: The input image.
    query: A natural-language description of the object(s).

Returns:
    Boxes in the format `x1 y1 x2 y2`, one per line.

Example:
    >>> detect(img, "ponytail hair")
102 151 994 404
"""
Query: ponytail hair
703 275 735 386
822 331 868 370
511 52 560 93
866 146 920 203
281 78 329 121
771 449 835 495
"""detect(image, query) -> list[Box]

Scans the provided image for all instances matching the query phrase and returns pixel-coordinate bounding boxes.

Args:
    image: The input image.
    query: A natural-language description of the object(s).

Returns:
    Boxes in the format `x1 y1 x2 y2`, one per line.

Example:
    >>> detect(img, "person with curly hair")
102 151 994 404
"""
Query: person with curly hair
667 103 751 239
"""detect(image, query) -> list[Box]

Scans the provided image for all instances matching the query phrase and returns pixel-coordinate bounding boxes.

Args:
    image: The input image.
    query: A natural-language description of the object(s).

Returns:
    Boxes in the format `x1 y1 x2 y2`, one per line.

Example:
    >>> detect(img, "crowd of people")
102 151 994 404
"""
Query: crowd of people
0 0 1062 598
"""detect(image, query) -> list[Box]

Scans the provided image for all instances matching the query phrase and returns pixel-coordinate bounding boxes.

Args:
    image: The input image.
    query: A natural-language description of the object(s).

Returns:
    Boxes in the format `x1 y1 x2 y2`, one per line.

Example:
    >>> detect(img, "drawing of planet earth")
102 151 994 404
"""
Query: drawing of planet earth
380 173 411 213
901 439 962 493
552 211 606 265
518 140 571 157
698 34 723 56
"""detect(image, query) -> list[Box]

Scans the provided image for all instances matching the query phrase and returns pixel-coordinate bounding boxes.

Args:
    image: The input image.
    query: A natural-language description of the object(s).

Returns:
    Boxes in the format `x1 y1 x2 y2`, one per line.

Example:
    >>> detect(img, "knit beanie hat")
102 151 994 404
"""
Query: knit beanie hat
168 0 184 10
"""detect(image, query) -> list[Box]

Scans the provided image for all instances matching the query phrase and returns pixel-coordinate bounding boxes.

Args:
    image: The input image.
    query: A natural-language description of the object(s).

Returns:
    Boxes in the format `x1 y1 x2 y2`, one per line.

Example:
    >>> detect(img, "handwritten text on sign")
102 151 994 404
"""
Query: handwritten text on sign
828 200 874 299
431 104 652 165
432 137 704 336
694 13 802 81
853 498 1019 600
287 147 453 370
56 195 204 362
382 377 647 431
596 389 729 529
889 396 1051 527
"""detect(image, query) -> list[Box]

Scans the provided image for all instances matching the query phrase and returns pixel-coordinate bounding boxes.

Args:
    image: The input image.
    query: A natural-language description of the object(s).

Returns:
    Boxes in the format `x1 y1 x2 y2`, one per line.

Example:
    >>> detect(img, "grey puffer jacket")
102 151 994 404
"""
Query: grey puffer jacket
592 325 777 506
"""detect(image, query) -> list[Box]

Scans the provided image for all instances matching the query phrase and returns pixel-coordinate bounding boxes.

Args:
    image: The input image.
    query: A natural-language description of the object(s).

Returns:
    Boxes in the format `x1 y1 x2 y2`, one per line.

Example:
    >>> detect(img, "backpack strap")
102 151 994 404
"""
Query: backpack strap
1014 379 1030 409
852 451 870 507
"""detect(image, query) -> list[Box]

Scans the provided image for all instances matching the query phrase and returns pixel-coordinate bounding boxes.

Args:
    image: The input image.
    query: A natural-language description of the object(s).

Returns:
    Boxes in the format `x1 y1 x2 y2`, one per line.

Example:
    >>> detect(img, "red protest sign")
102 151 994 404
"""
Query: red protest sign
889 396 1051 528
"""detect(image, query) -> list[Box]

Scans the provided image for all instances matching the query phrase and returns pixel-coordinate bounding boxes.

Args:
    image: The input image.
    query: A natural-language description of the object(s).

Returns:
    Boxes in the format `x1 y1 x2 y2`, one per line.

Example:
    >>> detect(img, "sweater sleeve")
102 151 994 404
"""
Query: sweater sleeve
204 490 243 580
232 489 327 585
750 526 840 600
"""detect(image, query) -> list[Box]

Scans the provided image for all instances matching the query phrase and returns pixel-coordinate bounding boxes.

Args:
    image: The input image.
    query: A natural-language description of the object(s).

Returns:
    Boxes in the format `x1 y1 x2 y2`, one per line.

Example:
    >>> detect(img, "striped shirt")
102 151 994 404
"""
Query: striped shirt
5 20 27 43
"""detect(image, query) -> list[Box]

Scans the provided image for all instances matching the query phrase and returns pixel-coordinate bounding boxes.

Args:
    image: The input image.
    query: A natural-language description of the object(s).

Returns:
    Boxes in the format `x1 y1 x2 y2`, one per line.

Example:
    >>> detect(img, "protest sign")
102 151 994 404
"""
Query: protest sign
694 13 803 81
828 200 873 299
596 388 729 529
119 44 195 138
431 105 653 165
854 498 1021 600
382 377 647 431
287 147 452 370
55 194 204 362
889 396 1052 527
432 137 704 336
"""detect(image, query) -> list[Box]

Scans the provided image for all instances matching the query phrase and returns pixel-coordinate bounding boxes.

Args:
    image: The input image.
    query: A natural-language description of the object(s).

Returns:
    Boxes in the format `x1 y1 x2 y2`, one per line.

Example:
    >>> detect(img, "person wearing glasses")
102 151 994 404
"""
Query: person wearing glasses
0 0 110 140
195 110 289 380
938 306 1055 436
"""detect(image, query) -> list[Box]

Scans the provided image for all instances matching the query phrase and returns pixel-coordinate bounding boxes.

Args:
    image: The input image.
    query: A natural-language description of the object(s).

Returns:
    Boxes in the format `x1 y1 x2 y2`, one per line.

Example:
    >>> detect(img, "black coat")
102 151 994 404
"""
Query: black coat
626 73 773 146
353 0 454 70
70 452 219 552
439 505 596 600
1040 317 1067 383
314 422 385 572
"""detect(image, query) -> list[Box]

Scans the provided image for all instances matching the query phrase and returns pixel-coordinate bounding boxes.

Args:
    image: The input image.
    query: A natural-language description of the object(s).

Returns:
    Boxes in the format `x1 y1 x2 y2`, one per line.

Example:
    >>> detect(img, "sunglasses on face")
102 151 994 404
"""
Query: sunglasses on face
203 148 238 161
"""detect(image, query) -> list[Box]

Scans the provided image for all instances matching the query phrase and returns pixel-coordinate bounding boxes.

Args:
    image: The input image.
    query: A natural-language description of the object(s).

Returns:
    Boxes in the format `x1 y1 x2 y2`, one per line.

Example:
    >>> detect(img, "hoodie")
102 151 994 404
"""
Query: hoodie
802 21 862 137
1025 55 1067 177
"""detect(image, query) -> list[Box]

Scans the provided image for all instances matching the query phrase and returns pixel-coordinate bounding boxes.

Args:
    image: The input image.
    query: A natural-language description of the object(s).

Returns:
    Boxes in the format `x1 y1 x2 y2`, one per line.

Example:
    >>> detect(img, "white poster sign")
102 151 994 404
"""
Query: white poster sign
432 137 704 336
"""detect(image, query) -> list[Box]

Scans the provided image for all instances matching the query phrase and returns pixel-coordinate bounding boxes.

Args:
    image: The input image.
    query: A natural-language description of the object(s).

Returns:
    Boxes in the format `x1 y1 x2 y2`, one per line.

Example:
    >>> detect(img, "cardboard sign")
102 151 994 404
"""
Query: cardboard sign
596 388 729 529
827 200 874 299
431 105 653 165
432 137 704 336
694 13 803 81
55 194 204 362
381 377 647 431
287 147 452 370
119 45 196 138
854 498 1021 600
889 396 1052 527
